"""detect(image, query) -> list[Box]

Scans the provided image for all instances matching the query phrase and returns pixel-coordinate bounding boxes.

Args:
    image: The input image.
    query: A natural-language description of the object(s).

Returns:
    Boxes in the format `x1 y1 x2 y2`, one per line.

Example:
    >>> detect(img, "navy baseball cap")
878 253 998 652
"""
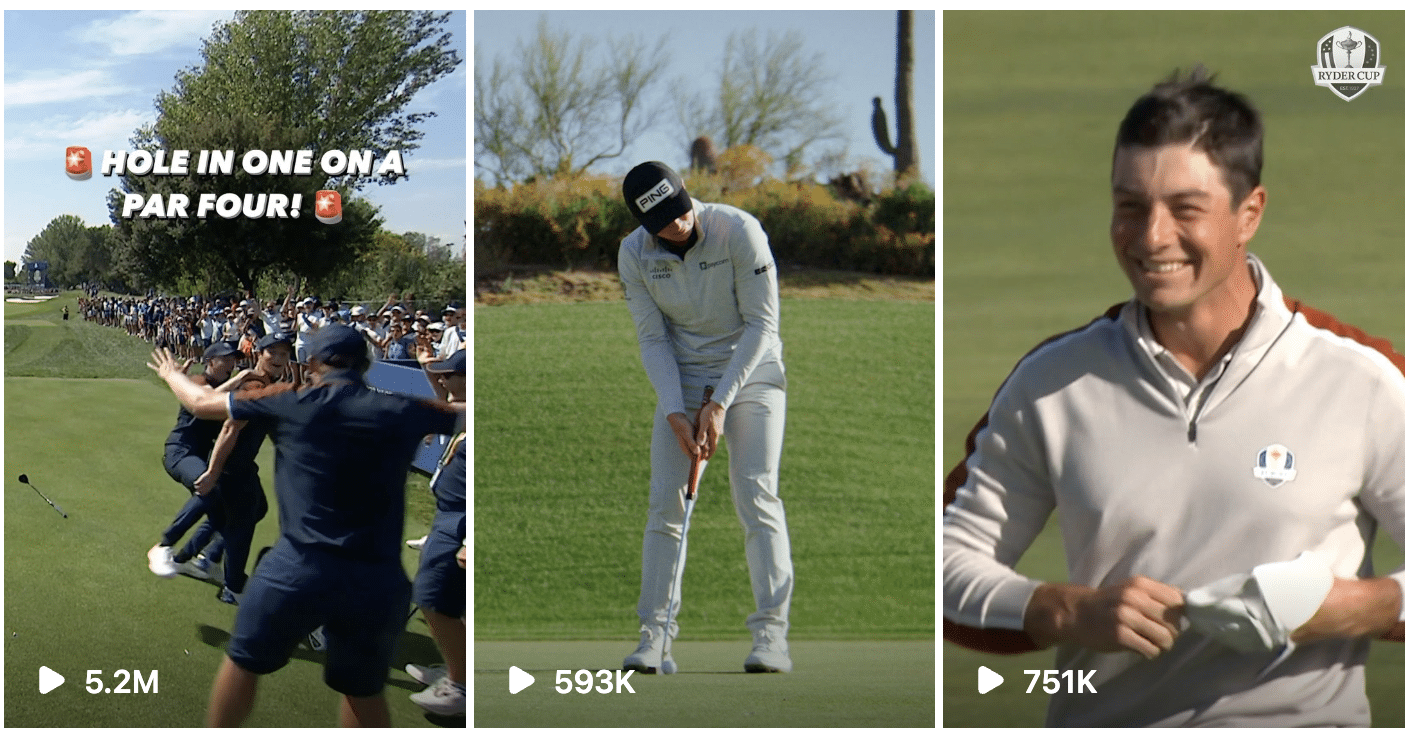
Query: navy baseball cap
204 341 237 359
623 161 692 235
425 348 466 375
255 332 293 351
308 324 365 362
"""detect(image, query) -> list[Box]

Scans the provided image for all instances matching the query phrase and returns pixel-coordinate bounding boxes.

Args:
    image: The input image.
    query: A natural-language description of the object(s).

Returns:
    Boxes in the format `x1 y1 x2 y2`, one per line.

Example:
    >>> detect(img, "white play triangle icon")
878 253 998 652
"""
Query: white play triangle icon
509 665 535 694
978 665 1003 694
39 666 64 694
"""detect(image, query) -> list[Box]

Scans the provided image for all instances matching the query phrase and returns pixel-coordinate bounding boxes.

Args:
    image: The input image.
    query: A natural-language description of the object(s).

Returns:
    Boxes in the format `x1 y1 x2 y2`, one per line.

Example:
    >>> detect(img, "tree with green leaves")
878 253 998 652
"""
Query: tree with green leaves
23 214 113 288
157 10 461 189
109 10 459 295
475 15 668 185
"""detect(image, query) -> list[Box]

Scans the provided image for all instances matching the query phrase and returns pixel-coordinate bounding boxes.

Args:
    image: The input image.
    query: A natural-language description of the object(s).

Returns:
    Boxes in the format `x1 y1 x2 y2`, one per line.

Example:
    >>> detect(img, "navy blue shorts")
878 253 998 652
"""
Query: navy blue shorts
226 541 411 697
412 511 465 617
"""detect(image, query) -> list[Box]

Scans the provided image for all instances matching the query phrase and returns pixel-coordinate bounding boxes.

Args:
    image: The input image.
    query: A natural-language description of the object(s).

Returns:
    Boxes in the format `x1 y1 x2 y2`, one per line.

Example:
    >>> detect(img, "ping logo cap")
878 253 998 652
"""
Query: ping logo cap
623 161 692 235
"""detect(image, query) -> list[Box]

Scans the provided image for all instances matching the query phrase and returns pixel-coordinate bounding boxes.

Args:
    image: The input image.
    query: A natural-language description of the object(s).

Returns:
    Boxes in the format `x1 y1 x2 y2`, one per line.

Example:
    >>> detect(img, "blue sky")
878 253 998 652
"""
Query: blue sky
4 10 467 267
473 10 935 186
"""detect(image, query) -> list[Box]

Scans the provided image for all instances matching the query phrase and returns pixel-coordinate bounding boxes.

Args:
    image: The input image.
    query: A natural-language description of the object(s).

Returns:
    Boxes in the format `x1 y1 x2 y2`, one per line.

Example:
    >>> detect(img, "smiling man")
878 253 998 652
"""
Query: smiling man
942 68 1404 726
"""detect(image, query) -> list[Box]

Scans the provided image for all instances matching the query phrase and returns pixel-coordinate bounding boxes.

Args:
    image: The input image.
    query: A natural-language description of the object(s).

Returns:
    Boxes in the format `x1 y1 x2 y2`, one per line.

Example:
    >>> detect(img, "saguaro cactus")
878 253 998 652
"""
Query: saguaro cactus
872 10 917 177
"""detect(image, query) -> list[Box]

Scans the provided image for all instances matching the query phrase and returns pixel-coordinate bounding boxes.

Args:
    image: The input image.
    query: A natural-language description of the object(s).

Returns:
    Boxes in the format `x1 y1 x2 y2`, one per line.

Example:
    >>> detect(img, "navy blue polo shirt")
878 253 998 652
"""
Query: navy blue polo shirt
223 372 280 476
229 369 459 563
164 372 226 455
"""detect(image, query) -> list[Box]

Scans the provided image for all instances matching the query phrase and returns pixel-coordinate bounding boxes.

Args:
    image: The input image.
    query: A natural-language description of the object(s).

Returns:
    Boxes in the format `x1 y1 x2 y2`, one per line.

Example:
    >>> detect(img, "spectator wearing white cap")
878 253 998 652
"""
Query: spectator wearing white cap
438 304 464 356
427 322 445 358
293 297 325 368
348 305 384 361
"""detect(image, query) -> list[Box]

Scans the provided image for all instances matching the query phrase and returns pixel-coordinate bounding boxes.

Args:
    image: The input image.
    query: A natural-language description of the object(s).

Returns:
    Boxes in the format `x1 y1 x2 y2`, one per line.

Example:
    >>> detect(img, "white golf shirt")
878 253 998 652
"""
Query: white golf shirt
618 198 783 415
943 255 1404 726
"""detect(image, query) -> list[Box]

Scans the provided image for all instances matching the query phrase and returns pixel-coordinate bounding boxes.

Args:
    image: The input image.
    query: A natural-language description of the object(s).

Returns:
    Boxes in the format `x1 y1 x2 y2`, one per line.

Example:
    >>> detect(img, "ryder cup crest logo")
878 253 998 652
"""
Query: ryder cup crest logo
1252 444 1298 487
1311 27 1385 101
635 179 674 214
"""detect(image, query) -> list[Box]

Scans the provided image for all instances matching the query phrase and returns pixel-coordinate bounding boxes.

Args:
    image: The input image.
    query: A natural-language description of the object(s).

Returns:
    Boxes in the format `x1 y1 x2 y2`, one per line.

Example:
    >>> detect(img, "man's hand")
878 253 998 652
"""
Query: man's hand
1291 576 1403 643
694 401 725 460
146 348 187 382
1025 576 1185 659
193 470 217 496
456 544 466 569
666 412 700 459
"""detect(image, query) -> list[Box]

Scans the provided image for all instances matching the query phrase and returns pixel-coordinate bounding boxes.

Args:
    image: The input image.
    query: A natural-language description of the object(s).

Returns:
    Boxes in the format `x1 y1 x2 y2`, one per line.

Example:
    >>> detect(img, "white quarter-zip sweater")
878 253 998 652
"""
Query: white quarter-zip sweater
618 198 783 414
943 254 1404 726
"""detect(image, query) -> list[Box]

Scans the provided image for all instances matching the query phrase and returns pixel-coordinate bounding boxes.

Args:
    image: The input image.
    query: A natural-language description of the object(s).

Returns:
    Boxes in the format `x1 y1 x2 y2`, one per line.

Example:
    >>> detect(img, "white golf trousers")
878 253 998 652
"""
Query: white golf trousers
637 372 793 638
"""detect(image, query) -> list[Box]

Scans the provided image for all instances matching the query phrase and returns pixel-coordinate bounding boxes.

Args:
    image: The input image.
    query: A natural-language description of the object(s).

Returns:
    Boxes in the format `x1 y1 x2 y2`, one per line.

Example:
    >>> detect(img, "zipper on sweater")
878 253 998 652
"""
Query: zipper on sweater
1185 360 1230 444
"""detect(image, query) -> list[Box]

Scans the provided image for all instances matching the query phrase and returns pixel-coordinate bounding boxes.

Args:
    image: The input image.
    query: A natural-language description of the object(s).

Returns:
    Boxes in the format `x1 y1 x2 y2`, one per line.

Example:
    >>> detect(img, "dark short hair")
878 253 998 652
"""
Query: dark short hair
1114 66 1263 208
321 352 371 373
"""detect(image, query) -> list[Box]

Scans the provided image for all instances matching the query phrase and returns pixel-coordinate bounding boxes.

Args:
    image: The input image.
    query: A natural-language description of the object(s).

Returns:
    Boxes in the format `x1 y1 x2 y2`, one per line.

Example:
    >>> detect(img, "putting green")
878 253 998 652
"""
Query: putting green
474 640 934 727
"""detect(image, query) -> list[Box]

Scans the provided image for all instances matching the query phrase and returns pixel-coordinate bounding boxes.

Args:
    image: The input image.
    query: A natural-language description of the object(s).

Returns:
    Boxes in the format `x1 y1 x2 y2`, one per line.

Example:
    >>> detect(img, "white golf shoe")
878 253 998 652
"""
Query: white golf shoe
409 674 465 716
744 628 792 673
147 545 179 578
622 625 672 674
406 663 448 686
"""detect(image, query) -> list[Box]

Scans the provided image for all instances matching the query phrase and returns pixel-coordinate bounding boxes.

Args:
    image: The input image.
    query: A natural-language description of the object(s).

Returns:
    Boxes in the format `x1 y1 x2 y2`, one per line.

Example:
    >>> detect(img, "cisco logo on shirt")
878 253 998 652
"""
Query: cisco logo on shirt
649 261 674 280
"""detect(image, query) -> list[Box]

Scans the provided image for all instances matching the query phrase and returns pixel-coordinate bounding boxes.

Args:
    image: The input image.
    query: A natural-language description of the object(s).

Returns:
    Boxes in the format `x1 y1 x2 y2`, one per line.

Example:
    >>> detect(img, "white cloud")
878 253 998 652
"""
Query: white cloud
402 156 466 173
6 109 151 159
73 10 233 57
5 70 133 107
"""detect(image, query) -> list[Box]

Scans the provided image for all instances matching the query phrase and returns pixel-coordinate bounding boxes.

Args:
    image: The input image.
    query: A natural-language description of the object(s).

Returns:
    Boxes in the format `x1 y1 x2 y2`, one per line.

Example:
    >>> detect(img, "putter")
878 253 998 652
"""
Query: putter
660 386 712 675
18 474 67 518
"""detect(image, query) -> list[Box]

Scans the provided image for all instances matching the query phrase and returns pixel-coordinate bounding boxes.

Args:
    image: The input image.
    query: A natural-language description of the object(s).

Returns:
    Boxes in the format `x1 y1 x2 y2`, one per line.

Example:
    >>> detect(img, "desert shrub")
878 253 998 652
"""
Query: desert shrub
475 173 935 276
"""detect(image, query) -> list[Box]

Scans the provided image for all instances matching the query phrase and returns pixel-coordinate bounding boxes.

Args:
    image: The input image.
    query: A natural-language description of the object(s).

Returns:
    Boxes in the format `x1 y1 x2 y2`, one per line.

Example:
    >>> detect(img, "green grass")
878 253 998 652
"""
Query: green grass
474 640 933 727
474 298 934 723
944 11 1404 727
475 299 934 639
3 292 446 727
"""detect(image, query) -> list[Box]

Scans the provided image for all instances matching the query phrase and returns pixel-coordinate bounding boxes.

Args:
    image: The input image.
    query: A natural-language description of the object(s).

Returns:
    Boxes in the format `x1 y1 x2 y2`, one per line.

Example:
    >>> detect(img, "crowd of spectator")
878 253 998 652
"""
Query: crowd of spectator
78 284 466 372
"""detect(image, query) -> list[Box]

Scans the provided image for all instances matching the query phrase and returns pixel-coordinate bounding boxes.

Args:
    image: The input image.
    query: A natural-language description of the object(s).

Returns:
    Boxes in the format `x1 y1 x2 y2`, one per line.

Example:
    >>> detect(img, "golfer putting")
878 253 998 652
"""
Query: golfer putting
147 324 464 726
618 161 794 675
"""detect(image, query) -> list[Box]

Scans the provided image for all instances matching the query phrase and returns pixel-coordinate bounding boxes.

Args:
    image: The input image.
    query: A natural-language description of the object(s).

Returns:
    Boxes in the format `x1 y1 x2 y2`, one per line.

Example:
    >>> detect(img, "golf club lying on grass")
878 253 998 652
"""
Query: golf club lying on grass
18 474 67 518
660 386 712 675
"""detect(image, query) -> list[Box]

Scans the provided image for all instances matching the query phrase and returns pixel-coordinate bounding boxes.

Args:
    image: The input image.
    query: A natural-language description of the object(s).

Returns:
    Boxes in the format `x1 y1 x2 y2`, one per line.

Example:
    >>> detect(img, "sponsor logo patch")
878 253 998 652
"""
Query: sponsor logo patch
649 260 674 280
754 262 772 275
1252 443 1298 487
700 258 729 270
636 179 674 213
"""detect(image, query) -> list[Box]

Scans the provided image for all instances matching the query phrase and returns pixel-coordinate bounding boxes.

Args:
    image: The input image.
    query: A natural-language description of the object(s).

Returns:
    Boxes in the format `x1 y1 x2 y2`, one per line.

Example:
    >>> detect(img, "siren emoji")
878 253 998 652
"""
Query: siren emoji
315 190 342 224
66 146 92 180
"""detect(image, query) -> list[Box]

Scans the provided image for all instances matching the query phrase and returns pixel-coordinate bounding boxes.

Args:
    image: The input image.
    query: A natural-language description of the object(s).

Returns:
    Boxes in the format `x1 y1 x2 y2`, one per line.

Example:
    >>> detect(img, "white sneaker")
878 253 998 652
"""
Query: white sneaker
307 626 327 652
406 535 428 550
409 674 465 716
406 663 447 686
147 545 179 578
622 625 667 673
744 628 792 673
